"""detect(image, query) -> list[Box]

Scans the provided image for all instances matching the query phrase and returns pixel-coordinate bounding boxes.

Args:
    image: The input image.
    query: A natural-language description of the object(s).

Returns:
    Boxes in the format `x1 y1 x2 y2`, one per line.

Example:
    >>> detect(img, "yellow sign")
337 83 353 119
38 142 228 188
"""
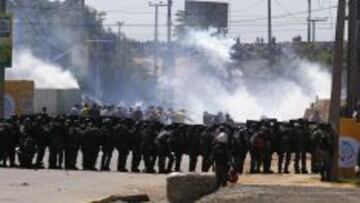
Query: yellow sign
5 80 34 116
338 119 360 177
0 13 12 68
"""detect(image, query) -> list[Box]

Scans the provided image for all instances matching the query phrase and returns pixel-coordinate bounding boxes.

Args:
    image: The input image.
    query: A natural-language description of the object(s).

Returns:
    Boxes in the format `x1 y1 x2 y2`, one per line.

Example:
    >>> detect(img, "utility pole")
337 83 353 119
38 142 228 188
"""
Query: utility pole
117 21 125 73
308 0 312 43
312 20 316 41
153 4 159 76
0 0 4 13
267 0 272 51
117 21 124 41
166 0 175 107
80 0 85 29
329 0 346 181
167 0 172 44
309 18 328 42
347 0 360 116
0 0 6 119
78 0 85 38
0 0 6 13
149 1 167 77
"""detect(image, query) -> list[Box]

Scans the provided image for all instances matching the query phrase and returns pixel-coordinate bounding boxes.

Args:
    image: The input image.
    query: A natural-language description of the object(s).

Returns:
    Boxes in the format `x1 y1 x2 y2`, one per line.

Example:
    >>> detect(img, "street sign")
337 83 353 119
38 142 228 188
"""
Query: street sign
0 13 12 68
185 1 229 29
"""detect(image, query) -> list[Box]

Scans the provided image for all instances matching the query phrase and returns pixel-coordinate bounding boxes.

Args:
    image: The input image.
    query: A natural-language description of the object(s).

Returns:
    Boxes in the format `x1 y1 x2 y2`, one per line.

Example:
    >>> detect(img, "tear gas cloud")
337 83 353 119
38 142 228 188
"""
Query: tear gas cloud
160 30 331 123
6 50 79 89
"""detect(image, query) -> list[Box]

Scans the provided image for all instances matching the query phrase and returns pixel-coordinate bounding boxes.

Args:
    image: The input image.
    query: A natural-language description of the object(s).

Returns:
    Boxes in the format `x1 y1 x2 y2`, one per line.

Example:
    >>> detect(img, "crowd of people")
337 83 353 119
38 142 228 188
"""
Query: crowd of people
69 104 192 125
0 103 340 187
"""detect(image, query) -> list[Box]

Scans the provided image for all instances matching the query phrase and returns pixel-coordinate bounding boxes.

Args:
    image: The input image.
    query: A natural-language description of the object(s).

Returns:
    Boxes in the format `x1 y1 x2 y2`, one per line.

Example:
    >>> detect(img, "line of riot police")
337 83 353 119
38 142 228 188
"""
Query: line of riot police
0 114 335 181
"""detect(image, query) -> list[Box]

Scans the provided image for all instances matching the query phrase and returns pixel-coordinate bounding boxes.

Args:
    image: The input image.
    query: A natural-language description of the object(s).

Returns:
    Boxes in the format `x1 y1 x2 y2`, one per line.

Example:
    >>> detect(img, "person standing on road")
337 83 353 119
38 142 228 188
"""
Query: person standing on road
210 127 233 188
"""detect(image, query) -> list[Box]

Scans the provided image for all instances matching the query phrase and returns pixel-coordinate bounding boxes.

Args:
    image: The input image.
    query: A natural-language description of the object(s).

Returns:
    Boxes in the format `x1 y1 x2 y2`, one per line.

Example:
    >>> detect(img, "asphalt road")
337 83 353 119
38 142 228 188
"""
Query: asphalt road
0 152 358 203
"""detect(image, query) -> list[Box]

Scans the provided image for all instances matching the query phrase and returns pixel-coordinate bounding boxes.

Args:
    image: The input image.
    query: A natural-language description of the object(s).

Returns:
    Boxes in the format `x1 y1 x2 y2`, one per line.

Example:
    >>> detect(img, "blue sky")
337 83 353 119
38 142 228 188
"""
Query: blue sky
85 0 337 42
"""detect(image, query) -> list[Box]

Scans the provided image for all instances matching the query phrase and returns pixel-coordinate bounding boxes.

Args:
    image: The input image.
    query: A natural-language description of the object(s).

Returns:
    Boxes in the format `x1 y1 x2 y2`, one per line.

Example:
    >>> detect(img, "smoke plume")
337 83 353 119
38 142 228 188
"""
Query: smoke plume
6 50 79 89
162 30 331 123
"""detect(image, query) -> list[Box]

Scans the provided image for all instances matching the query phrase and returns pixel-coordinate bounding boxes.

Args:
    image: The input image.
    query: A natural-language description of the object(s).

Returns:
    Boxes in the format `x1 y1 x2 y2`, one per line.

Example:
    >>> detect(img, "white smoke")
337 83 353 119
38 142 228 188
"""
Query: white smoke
163 30 331 123
6 50 79 89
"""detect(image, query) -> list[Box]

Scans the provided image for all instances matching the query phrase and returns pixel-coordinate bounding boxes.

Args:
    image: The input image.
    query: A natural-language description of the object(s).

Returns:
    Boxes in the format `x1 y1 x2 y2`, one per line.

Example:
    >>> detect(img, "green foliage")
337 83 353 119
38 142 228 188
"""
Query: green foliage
291 42 334 67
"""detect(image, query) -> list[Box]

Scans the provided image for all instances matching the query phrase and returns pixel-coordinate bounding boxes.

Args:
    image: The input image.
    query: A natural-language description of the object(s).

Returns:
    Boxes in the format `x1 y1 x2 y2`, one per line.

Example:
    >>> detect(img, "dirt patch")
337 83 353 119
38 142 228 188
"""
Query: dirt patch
197 185 360 203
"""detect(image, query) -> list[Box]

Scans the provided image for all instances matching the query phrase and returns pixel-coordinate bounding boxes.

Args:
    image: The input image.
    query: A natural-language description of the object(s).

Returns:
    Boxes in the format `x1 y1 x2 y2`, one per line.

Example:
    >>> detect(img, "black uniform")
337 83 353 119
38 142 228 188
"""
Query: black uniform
211 140 232 188
18 121 37 168
155 129 174 173
113 122 131 172
0 121 17 167
48 119 66 169
82 124 101 170
65 121 82 170
100 120 116 171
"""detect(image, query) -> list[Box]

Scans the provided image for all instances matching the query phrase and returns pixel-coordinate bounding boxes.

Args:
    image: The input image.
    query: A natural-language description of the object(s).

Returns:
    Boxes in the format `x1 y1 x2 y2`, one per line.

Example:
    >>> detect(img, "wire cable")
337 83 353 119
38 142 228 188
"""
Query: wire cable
231 5 336 23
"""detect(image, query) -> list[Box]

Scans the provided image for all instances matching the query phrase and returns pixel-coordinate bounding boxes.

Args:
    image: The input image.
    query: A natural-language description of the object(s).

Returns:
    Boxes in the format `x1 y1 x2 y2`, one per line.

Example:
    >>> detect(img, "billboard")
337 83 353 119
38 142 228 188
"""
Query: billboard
5 80 34 117
185 1 229 29
0 13 12 68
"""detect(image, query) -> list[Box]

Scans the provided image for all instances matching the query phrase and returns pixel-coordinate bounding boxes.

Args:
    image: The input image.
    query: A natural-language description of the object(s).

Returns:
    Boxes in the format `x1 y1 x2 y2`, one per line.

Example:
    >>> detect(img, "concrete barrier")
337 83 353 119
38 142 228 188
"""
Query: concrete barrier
167 173 217 203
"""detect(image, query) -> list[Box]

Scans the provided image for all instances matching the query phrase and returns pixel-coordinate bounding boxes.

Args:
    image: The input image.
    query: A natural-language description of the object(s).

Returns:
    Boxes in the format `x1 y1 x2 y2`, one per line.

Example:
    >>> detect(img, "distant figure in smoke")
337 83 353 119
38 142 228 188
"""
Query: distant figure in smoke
144 106 155 121
163 108 175 125
157 106 166 123
90 104 101 120
133 106 144 121
70 104 81 116
203 111 213 126
148 106 162 122
81 104 91 117
127 107 134 119
214 112 225 125
224 113 235 125
113 106 126 119
41 107 48 116
310 110 322 123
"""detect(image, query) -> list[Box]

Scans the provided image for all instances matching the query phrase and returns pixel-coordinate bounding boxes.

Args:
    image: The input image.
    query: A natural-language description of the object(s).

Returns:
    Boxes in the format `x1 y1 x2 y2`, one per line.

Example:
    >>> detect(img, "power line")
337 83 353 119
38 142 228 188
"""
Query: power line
273 0 305 23
11 20 334 28
231 5 336 23
11 0 85 52
8 1 337 42
328 0 335 39
231 0 265 13
149 1 167 76
229 22 333 27
9 2 335 17
12 0 55 48
227 26 334 35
